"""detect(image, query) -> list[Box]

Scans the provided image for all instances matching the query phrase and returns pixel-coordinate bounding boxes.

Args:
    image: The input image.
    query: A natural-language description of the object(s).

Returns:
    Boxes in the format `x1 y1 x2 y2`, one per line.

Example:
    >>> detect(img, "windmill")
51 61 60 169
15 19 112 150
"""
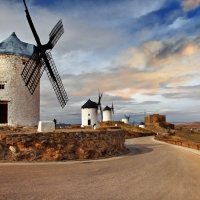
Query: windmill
97 89 103 121
102 102 114 122
21 0 68 108
124 114 131 123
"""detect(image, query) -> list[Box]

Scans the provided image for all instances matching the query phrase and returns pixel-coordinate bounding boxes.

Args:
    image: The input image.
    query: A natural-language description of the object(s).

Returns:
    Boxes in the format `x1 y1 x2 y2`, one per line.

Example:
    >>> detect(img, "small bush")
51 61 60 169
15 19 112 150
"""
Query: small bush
168 129 175 136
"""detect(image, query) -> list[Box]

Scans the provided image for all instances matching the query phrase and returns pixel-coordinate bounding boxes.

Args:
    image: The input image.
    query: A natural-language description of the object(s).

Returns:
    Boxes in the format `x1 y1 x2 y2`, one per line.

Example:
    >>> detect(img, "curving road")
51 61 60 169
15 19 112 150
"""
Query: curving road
0 136 200 200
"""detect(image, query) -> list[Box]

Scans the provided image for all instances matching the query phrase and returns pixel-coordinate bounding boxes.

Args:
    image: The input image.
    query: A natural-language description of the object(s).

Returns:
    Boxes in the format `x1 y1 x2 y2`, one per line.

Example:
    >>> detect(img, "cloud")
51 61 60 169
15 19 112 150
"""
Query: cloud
168 17 191 29
182 0 200 11
136 101 161 105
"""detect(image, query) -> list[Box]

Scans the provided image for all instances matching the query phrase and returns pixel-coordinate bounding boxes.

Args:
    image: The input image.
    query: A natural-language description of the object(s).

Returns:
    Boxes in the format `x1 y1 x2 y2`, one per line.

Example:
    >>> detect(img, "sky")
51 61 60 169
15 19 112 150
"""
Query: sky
1 0 200 124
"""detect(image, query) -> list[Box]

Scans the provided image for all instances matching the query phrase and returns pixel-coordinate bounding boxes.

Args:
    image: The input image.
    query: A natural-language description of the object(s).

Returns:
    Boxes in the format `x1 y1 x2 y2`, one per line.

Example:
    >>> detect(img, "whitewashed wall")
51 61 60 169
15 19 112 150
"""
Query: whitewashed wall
103 110 112 121
81 108 98 126
0 54 40 126
121 118 129 124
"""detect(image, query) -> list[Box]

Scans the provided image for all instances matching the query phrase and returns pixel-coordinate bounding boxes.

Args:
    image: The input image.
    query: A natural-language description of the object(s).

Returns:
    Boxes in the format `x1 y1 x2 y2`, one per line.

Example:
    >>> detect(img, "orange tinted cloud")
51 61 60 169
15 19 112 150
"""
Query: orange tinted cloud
181 43 198 56
182 0 200 11
71 38 200 100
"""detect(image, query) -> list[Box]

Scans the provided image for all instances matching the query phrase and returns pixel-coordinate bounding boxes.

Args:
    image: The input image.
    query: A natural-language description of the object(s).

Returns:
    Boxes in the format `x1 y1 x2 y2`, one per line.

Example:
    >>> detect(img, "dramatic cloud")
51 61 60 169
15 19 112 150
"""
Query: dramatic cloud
182 0 200 11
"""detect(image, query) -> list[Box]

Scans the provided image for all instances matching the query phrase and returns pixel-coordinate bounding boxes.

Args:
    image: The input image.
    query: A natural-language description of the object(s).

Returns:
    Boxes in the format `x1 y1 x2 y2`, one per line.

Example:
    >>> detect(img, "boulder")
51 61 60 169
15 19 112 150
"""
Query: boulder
37 121 55 133
9 145 17 153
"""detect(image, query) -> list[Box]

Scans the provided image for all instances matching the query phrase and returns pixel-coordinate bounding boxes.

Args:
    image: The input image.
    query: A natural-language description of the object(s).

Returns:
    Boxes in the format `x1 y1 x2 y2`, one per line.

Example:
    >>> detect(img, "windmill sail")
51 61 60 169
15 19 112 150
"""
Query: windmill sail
97 89 103 120
21 51 46 94
49 19 64 48
44 51 69 108
111 102 114 114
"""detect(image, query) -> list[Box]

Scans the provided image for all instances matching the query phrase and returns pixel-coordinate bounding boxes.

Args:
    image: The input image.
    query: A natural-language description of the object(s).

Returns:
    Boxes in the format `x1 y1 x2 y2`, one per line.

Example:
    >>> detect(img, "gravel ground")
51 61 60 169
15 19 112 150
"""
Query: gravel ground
0 136 200 200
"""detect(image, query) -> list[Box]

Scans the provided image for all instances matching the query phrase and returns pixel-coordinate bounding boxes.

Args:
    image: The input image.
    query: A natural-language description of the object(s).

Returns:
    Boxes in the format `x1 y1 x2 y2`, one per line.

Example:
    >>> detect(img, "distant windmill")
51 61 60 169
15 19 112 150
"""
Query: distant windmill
122 114 131 124
125 114 131 123
97 89 103 121
81 89 103 126
21 0 68 108
103 102 114 122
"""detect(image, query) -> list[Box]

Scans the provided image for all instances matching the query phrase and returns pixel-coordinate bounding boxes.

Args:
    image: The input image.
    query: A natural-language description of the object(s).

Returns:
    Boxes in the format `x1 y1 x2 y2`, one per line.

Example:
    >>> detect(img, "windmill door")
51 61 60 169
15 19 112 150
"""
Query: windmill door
0 104 8 123
88 119 91 125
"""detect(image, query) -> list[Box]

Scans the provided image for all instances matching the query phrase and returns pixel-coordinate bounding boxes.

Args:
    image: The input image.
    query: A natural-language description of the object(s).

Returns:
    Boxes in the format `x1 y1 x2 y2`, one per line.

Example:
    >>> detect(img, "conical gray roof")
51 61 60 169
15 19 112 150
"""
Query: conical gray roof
82 99 98 109
0 32 35 58
103 106 111 111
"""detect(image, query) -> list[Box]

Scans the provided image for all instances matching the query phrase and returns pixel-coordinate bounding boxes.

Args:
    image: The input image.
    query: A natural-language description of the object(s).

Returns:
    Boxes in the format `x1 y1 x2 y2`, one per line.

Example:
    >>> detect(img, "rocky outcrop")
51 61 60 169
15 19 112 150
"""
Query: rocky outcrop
0 130 128 161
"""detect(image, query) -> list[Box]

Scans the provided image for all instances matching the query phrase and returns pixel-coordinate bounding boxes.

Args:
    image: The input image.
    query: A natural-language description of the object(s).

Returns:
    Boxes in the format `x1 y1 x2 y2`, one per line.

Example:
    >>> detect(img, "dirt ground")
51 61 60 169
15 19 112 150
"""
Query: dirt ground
0 125 98 135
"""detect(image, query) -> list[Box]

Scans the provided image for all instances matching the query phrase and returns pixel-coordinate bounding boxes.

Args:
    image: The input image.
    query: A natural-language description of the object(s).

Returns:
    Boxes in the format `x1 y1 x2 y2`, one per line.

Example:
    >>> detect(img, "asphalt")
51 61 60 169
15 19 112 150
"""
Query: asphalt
0 136 200 200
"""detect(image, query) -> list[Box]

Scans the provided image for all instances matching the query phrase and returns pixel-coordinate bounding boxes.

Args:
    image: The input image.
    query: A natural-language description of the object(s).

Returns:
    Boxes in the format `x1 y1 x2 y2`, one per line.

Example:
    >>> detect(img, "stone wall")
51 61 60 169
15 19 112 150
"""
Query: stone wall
0 54 40 126
0 129 128 161
155 136 200 150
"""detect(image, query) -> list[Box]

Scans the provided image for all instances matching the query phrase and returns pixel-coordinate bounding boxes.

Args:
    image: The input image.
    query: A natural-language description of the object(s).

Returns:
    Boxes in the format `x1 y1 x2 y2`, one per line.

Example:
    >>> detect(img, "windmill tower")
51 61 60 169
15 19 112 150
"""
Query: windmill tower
121 115 130 124
21 0 68 108
81 90 103 126
0 32 39 126
103 103 114 121
81 99 98 126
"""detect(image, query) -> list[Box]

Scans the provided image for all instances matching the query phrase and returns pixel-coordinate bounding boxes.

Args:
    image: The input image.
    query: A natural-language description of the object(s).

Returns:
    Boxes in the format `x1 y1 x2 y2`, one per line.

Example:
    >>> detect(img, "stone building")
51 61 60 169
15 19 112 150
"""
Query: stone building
0 32 40 126
145 114 174 129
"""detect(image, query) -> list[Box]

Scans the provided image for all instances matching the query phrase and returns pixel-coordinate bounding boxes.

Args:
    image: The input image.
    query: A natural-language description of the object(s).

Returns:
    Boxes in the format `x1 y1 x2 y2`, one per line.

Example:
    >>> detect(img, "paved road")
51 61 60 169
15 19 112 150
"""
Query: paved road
0 136 200 200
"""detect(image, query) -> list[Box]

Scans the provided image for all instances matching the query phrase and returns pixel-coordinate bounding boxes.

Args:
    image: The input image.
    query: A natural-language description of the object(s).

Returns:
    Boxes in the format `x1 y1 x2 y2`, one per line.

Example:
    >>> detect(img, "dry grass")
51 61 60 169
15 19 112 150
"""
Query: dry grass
173 131 200 144
99 121 155 138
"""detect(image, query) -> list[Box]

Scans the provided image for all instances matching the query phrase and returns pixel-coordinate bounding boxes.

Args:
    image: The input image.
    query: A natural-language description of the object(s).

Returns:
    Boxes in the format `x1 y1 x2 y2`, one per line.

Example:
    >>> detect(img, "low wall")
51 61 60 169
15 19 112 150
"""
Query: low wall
155 136 200 150
0 129 128 161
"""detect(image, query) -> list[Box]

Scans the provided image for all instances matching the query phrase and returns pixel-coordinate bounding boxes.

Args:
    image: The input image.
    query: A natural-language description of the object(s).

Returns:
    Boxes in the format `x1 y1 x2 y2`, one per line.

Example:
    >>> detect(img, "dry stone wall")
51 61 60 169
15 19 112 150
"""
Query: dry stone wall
0 129 128 161
155 136 200 150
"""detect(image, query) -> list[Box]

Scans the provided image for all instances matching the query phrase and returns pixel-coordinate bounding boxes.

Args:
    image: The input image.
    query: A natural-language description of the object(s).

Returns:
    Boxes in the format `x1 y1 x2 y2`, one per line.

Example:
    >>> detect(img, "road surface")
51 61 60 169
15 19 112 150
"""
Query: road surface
0 136 200 200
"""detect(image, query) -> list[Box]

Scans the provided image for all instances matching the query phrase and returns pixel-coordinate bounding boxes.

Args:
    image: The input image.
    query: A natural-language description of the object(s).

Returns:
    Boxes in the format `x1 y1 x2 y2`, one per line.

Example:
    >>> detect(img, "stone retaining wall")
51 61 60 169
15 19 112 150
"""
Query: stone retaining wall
155 136 200 150
0 129 128 161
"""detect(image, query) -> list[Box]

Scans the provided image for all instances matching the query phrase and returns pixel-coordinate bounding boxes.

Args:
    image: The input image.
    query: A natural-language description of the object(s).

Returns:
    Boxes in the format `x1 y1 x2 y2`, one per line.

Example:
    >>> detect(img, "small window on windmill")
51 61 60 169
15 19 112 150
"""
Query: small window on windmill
88 114 90 116
22 58 27 65
0 84 5 89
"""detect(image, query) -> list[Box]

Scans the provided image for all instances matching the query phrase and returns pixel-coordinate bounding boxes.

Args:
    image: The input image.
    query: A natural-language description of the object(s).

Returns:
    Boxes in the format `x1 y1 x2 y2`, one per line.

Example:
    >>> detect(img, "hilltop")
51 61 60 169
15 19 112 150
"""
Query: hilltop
99 121 155 138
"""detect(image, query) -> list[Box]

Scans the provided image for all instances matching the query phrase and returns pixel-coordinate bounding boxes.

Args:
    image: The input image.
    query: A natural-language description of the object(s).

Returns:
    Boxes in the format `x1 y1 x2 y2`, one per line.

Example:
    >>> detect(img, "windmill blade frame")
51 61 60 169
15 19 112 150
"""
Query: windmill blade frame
23 0 42 47
21 51 46 94
111 102 114 114
44 51 69 108
49 19 64 48
97 89 103 120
